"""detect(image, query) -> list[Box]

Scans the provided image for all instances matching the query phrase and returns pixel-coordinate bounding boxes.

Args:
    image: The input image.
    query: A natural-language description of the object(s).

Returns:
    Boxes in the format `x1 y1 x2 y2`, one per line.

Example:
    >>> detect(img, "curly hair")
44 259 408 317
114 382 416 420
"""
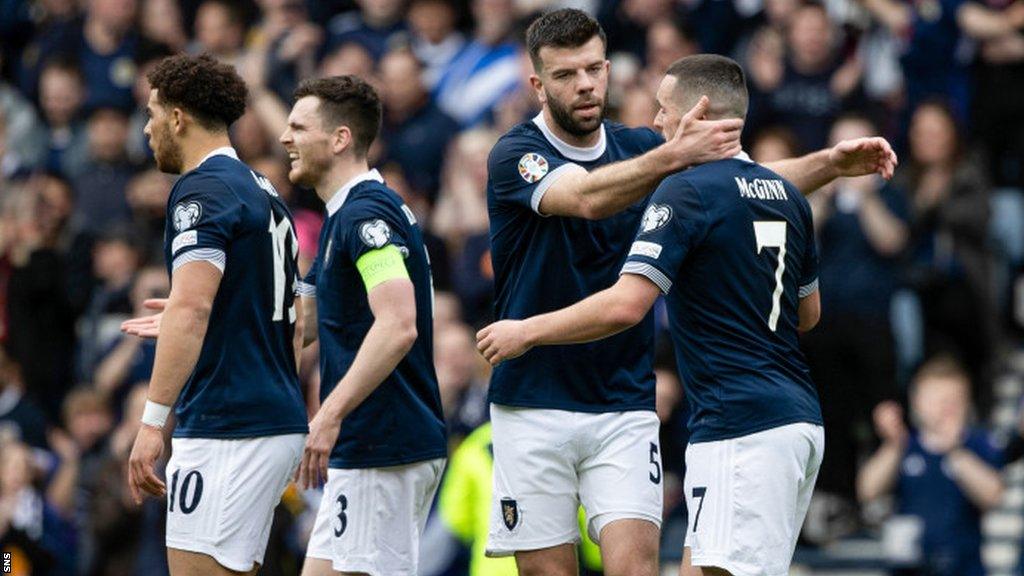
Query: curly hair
294 76 381 158
147 53 248 130
526 9 606 72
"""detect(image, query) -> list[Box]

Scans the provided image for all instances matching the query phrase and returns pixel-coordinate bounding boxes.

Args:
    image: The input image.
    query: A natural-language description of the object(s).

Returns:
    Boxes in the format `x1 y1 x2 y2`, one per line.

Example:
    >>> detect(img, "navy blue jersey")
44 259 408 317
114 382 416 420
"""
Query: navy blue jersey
163 149 308 439
622 154 822 442
487 114 664 412
896 429 1001 576
301 171 446 469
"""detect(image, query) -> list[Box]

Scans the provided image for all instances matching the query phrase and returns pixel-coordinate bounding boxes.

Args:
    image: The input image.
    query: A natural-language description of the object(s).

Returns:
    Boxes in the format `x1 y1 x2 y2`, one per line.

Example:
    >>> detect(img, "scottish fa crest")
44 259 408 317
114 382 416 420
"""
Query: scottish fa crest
500 498 519 531
173 201 202 232
641 204 672 234
518 153 549 183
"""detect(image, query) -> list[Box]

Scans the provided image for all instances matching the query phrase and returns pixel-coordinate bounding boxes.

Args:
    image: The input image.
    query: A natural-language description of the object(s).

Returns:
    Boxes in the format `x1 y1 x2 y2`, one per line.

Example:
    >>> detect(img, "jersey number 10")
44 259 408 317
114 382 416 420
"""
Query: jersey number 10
753 221 786 332
269 212 298 323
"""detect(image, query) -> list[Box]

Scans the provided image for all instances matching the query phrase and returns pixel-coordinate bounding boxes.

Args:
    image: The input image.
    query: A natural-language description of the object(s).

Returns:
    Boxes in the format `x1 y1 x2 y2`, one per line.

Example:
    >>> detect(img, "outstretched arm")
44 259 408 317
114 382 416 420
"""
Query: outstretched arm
477 274 661 365
539 97 742 219
766 137 898 195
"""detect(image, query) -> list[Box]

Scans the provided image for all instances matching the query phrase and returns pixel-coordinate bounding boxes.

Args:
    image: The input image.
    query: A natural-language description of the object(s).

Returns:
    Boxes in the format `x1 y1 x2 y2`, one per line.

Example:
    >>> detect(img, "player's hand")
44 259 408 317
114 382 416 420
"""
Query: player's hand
872 401 906 445
476 320 531 366
297 409 340 489
121 298 167 339
127 424 166 505
829 137 898 180
660 95 743 172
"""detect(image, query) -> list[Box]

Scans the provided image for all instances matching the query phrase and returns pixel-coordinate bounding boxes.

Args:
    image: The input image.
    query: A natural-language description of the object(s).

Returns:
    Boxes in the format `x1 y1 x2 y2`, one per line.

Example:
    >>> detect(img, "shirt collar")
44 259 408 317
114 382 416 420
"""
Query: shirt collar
198 146 240 166
326 169 385 216
733 150 753 163
532 112 606 162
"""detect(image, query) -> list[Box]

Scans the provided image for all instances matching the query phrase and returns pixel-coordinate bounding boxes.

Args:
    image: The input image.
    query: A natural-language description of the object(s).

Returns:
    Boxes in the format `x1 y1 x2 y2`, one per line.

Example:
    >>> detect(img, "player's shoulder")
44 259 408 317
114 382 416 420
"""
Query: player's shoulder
490 121 551 160
344 182 411 225
605 121 664 151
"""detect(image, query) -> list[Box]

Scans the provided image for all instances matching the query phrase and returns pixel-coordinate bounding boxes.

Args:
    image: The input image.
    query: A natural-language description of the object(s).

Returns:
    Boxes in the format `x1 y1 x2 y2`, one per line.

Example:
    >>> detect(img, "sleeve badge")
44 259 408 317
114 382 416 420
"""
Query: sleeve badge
359 219 392 249
172 201 203 232
518 153 549 183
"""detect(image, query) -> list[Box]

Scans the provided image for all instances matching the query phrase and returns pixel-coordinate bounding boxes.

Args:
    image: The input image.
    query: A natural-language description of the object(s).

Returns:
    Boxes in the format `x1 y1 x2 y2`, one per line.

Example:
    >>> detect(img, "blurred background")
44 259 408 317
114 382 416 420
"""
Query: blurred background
1 0 1024 574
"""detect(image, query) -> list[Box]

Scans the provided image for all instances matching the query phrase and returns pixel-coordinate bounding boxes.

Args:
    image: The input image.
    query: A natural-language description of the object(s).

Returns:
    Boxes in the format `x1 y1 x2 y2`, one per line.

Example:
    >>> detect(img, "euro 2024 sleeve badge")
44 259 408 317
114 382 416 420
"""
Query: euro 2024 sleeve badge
518 153 549 183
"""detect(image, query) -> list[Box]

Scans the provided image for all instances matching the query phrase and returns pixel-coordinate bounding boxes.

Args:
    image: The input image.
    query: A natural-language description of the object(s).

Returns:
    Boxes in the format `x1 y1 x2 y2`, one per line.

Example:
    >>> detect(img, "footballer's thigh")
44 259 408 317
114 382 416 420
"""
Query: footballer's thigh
165 434 305 575
576 409 662 576
487 405 583 558
680 546 731 576
684 423 824 576
168 549 260 576
306 458 444 576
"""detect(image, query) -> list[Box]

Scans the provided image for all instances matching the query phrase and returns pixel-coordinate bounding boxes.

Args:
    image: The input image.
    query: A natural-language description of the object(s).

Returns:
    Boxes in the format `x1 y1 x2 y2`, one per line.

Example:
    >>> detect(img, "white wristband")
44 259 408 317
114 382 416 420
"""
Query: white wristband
141 400 172 429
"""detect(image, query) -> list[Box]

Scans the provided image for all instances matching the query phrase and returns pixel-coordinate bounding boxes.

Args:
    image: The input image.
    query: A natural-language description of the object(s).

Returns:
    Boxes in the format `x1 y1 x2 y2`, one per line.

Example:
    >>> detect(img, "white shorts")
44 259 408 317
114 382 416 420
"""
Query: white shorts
684 422 825 576
165 434 305 572
306 459 445 575
486 405 663 556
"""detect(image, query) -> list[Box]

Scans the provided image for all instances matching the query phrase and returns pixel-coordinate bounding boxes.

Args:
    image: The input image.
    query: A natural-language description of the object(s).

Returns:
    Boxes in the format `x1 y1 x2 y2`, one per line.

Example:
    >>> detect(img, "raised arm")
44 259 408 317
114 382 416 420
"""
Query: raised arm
856 401 907 502
766 138 898 195
477 274 661 365
127 261 221 504
539 97 742 219
946 448 1005 510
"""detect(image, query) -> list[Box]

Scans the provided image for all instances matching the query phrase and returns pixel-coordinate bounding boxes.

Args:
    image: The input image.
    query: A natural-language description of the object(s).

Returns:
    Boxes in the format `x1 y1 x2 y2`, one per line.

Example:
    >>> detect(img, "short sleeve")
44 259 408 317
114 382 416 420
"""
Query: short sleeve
166 175 240 274
487 134 581 215
797 199 819 298
297 256 320 297
341 200 410 266
621 178 709 294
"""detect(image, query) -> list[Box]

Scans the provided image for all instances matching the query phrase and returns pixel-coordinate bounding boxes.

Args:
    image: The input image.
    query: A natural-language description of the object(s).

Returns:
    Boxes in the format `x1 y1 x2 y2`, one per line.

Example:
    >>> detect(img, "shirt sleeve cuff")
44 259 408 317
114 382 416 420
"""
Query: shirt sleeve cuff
172 248 226 273
621 261 672 294
531 163 584 216
798 278 819 298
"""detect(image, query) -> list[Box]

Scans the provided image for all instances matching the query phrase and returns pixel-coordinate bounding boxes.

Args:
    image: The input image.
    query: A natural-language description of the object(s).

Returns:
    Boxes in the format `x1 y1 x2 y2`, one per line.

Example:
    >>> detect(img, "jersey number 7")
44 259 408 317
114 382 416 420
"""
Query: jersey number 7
753 221 786 332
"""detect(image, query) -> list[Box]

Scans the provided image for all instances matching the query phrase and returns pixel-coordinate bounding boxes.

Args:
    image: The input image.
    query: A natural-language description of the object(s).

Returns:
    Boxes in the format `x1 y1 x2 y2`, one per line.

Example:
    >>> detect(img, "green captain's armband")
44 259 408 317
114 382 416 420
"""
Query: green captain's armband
355 244 409 291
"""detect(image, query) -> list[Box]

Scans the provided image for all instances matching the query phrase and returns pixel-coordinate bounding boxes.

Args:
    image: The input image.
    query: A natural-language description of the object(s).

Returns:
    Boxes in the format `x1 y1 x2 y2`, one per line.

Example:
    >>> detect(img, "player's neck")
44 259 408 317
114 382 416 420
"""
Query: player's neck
180 134 234 174
315 158 371 205
541 107 600 148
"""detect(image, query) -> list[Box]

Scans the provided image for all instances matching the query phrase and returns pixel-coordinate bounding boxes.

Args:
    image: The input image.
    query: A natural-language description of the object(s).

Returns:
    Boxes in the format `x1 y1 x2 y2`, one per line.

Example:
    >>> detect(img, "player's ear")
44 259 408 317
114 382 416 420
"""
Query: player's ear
170 107 185 135
528 74 546 105
332 125 352 155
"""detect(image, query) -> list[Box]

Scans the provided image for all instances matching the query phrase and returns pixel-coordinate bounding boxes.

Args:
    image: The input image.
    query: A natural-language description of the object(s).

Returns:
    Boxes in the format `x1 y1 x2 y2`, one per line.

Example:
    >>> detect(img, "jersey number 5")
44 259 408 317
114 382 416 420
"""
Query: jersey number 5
269 213 298 322
753 221 786 332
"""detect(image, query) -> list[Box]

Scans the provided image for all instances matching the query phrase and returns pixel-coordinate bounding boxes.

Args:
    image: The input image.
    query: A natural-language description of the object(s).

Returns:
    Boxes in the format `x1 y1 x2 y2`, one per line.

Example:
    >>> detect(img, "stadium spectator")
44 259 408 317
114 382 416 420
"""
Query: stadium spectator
749 125 803 161
895 101 996 405
72 108 136 232
138 0 187 52
37 58 89 178
0 437 77 576
802 114 908 533
434 321 489 438
325 0 408 61
748 2 864 152
93 267 165 407
124 169 172 263
76 226 140 383
433 0 522 127
190 0 247 64
0 354 49 450
857 357 1003 576
4 180 77 423
379 47 461 201
0 54 45 173
408 0 466 88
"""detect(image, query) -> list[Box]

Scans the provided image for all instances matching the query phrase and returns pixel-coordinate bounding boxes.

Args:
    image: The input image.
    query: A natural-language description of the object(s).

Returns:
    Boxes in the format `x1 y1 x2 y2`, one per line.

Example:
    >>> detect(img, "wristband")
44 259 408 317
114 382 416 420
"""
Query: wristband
141 400 172 429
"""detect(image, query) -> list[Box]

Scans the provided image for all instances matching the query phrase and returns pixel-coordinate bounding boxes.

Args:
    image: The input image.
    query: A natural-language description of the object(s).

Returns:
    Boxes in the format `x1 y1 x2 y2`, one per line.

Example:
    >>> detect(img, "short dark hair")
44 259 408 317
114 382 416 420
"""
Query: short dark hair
666 54 748 119
526 9 606 72
293 76 382 158
147 53 248 130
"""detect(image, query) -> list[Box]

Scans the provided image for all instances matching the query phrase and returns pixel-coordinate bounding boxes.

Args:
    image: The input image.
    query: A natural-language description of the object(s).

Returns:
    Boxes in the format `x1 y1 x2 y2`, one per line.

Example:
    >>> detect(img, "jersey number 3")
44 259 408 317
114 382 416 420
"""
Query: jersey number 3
269 213 298 322
753 221 786 332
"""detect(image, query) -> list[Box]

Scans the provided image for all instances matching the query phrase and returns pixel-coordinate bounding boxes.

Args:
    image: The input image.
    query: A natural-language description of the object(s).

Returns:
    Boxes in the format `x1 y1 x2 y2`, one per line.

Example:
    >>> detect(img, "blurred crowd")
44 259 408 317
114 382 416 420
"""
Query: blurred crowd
1 0 1024 574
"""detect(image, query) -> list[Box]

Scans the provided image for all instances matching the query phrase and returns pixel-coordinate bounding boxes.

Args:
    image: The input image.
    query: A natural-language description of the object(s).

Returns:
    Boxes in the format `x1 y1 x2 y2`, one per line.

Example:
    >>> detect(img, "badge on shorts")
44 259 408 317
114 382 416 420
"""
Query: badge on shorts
518 153 548 183
501 498 519 531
